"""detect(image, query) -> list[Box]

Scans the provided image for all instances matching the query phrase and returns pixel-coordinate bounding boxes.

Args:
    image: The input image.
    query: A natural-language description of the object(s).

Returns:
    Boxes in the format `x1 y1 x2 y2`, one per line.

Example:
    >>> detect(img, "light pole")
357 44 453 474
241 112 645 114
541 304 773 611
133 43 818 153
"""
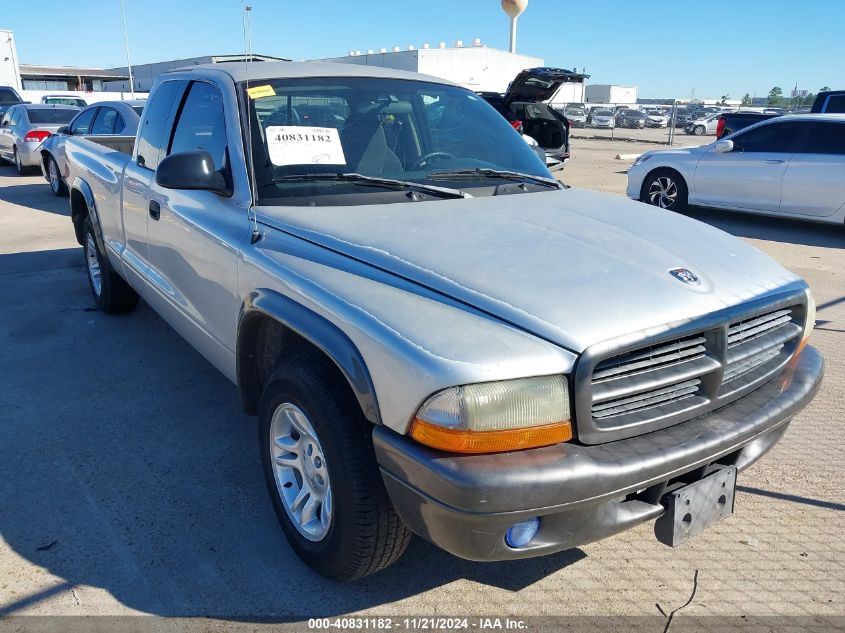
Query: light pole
120 0 135 98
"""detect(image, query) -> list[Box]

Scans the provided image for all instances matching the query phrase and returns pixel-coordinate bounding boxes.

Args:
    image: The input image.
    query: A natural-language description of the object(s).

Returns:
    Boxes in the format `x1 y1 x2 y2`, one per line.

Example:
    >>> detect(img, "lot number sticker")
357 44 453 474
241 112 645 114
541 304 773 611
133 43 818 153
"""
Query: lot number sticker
266 126 347 167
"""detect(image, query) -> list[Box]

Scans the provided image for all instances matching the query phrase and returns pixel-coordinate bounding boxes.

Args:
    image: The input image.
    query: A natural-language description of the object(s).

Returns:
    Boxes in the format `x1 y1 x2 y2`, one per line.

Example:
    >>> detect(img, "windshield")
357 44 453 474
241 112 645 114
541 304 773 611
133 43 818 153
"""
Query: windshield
0 88 21 105
241 77 551 205
26 108 78 124
594 109 612 116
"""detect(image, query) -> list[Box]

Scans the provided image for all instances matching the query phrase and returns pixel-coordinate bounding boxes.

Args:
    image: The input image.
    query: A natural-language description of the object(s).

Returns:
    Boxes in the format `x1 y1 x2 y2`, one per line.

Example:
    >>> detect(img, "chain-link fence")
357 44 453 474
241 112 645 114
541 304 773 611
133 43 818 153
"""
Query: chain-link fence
553 102 740 146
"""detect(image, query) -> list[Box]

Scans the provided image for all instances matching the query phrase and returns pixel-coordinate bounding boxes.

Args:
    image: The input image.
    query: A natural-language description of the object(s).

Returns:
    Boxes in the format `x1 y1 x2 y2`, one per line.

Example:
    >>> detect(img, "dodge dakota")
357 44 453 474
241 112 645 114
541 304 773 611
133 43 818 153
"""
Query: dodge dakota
65 62 823 581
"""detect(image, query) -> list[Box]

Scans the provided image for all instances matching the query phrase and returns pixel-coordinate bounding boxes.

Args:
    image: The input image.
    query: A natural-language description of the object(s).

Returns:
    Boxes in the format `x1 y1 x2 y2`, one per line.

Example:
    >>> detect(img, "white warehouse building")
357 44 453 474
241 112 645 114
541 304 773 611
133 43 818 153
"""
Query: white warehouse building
317 42 544 94
585 84 639 105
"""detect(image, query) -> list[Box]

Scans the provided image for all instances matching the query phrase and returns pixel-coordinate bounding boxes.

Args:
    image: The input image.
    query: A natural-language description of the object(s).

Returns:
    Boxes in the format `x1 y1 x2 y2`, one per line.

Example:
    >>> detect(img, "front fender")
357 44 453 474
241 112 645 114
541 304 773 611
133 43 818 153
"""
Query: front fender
238 289 382 425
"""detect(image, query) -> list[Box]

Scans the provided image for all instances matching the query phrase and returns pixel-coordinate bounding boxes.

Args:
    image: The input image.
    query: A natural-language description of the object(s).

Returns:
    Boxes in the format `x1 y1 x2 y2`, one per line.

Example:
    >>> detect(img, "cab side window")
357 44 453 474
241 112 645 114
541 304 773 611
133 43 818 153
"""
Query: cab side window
136 80 184 170
731 121 805 153
168 81 228 173
168 81 228 175
70 108 98 135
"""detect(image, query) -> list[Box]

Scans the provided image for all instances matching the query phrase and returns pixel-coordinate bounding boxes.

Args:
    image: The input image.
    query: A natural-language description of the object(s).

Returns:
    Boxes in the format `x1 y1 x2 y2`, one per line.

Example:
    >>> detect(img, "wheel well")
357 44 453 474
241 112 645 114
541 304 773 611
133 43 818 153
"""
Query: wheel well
237 313 356 417
69 188 89 245
640 166 686 200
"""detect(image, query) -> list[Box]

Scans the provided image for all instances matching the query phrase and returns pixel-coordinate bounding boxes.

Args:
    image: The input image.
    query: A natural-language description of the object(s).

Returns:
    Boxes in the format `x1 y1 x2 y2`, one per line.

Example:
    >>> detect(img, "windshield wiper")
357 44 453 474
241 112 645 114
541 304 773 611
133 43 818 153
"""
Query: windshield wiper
269 172 468 199
428 168 561 190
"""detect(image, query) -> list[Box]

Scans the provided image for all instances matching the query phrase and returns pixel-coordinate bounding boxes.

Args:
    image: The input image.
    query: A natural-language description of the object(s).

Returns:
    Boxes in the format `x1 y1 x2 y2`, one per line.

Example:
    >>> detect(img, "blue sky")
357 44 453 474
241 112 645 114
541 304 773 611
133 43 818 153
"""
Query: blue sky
3 0 841 98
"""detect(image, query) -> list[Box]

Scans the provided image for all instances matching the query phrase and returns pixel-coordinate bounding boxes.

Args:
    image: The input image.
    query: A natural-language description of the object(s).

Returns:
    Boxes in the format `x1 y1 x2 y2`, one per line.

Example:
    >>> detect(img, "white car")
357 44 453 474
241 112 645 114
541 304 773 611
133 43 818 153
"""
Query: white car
644 108 669 128
627 114 845 224
684 113 722 135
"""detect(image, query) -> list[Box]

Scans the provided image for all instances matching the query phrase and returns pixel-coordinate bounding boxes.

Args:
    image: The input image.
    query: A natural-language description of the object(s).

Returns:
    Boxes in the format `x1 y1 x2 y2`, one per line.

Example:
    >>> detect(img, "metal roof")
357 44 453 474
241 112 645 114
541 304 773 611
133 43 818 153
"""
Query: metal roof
19 65 130 80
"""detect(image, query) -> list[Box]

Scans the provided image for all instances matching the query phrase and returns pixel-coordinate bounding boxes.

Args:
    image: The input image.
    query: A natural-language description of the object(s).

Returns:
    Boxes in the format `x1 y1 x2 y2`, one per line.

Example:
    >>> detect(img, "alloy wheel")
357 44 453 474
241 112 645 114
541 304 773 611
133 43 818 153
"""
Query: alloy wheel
269 402 333 541
49 159 61 193
647 176 678 209
85 233 103 296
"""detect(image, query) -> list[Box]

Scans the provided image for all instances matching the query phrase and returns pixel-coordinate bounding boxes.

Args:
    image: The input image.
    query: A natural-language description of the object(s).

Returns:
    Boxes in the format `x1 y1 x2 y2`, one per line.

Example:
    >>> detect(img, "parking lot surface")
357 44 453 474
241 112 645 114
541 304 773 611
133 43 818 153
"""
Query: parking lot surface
0 140 843 623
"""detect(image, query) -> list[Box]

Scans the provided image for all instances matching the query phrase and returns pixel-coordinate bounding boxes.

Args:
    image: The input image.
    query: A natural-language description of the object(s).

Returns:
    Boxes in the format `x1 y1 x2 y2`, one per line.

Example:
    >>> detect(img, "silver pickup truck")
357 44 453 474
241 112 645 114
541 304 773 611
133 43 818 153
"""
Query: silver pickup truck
65 62 823 581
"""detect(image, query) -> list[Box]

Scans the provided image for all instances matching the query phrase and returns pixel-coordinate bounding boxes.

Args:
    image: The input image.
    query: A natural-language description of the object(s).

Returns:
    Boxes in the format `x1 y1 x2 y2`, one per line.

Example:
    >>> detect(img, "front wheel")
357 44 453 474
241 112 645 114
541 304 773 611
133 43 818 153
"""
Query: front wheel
694 125 706 136
82 217 139 313
641 169 688 211
260 353 411 581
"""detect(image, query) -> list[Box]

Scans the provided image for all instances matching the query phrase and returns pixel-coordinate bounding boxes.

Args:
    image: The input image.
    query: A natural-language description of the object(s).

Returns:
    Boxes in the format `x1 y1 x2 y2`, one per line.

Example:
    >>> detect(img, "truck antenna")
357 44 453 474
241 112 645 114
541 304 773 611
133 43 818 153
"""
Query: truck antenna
242 2 261 244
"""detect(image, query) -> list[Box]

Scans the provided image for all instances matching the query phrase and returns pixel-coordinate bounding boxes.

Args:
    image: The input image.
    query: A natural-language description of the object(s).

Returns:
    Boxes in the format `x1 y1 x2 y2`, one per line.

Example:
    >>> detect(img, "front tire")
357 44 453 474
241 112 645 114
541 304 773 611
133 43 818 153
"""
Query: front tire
641 168 688 212
260 353 411 581
694 125 706 136
82 217 139 313
47 156 68 196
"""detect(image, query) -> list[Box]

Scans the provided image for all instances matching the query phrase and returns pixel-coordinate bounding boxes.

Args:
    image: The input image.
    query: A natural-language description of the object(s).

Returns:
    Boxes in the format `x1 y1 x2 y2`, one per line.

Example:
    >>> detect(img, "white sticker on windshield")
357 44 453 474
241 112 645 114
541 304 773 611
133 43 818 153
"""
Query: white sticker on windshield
266 126 347 167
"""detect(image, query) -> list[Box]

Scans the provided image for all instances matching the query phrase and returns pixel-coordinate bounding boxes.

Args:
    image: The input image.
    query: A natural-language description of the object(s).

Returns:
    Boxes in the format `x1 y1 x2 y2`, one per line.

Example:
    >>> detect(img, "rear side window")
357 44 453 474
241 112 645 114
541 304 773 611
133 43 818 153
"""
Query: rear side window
821 95 845 114
70 108 97 135
168 81 228 173
136 80 184 170
0 88 20 105
801 122 845 155
9 108 21 126
731 121 805 153
91 107 119 134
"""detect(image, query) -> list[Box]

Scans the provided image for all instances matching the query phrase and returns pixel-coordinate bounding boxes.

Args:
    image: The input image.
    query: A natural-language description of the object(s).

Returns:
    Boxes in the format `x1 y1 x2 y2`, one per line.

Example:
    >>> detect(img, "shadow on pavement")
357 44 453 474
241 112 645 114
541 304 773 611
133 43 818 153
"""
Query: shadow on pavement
0 167 68 217
0 247 80 275
682 206 845 249
0 249 585 619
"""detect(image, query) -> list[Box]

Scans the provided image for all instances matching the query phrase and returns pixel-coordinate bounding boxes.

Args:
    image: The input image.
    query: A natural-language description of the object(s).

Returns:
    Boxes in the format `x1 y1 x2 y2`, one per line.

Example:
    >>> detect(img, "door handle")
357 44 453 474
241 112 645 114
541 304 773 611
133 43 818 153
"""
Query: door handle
149 200 161 221
764 159 785 164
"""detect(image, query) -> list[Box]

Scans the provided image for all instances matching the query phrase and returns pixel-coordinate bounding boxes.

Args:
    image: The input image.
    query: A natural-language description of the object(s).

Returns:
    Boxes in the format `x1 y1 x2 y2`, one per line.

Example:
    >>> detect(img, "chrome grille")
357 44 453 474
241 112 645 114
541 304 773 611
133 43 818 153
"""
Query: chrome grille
576 295 806 445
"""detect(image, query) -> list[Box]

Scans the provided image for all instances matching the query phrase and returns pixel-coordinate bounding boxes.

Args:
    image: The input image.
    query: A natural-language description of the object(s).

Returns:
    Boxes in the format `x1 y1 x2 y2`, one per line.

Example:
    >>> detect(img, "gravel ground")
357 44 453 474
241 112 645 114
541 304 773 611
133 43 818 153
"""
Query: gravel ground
0 147 842 627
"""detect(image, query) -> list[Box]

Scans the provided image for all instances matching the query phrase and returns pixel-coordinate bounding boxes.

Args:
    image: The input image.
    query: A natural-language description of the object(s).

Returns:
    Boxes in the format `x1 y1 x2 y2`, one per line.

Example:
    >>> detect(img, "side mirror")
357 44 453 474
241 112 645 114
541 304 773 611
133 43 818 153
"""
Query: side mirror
155 150 231 196
57 126 70 135
714 139 734 153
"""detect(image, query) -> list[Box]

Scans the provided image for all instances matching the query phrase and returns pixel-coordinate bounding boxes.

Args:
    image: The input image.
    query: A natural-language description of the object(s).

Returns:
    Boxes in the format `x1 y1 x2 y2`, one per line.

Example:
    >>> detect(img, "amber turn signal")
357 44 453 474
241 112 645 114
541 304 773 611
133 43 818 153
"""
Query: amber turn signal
409 418 573 454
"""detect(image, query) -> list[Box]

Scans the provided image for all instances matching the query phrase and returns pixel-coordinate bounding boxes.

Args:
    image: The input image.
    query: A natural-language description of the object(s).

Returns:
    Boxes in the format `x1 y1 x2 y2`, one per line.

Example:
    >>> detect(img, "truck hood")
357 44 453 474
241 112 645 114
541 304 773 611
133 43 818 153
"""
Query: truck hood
256 188 802 352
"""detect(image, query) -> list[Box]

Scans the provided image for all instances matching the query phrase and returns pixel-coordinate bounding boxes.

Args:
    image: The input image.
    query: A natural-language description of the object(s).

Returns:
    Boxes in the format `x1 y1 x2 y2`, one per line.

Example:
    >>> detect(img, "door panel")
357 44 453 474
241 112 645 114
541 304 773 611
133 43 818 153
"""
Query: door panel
780 122 845 217
145 80 246 358
692 120 807 212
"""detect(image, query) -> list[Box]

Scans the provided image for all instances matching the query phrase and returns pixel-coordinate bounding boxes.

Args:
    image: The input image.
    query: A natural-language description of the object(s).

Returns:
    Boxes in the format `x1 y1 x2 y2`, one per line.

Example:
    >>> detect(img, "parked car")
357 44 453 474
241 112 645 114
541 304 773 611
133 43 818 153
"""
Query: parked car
643 108 669 128
40 95 88 107
716 111 779 139
811 90 845 114
0 104 79 174
40 100 145 196
0 86 25 117
590 107 615 128
628 114 845 224
479 67 588 165
561 104 587 127
65 61 822 581
615 109 647 128
684 113 721 135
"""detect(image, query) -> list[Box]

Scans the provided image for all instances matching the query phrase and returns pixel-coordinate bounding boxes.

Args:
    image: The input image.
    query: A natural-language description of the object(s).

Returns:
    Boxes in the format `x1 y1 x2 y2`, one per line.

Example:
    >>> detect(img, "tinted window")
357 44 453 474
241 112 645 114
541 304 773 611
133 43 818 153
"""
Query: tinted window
731 121 805 153
132 106 145 116
168 81 228 172
27 108 78 124
9 108 21 126
0 88 21 105
801 122 845 155
822 95 845 114
137 80 184 170
115 113 126 133
70 107 97 135
91 107 118 134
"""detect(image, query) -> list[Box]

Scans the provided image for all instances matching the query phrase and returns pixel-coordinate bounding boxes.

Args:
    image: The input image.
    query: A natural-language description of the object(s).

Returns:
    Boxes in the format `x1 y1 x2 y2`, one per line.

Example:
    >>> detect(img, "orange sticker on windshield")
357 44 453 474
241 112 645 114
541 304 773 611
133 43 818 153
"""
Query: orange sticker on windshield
247 85 276 99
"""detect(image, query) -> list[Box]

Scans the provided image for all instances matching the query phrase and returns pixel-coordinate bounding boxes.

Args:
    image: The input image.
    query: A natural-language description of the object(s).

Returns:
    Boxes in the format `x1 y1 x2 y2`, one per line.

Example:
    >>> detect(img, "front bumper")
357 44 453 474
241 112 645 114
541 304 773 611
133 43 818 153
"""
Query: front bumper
374 345 823 561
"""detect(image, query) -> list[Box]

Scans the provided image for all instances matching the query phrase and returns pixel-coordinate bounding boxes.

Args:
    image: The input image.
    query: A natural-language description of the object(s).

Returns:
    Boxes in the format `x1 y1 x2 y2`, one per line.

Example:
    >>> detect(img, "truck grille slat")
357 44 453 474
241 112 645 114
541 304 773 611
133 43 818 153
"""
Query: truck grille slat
579 299 805 444
592 379 701 419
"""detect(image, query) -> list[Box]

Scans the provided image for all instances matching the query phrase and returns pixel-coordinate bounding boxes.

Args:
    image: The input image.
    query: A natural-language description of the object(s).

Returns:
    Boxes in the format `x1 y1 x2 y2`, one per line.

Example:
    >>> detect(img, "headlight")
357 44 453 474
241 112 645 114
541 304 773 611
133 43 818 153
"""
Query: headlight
409 376 573 454
633 154 652 167
803 290 816 343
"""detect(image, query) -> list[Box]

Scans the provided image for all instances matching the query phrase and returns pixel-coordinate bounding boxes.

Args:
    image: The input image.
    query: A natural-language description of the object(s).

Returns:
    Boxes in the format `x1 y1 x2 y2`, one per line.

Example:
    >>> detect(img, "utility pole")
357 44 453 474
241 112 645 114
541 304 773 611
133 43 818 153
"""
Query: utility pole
120 0 135 98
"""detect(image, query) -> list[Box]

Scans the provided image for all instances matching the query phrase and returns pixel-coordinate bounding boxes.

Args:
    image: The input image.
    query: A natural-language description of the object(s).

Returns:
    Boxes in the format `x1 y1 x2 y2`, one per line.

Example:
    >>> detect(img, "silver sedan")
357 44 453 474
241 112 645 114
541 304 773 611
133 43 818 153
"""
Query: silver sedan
40 100 145 196
0 104 79 175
